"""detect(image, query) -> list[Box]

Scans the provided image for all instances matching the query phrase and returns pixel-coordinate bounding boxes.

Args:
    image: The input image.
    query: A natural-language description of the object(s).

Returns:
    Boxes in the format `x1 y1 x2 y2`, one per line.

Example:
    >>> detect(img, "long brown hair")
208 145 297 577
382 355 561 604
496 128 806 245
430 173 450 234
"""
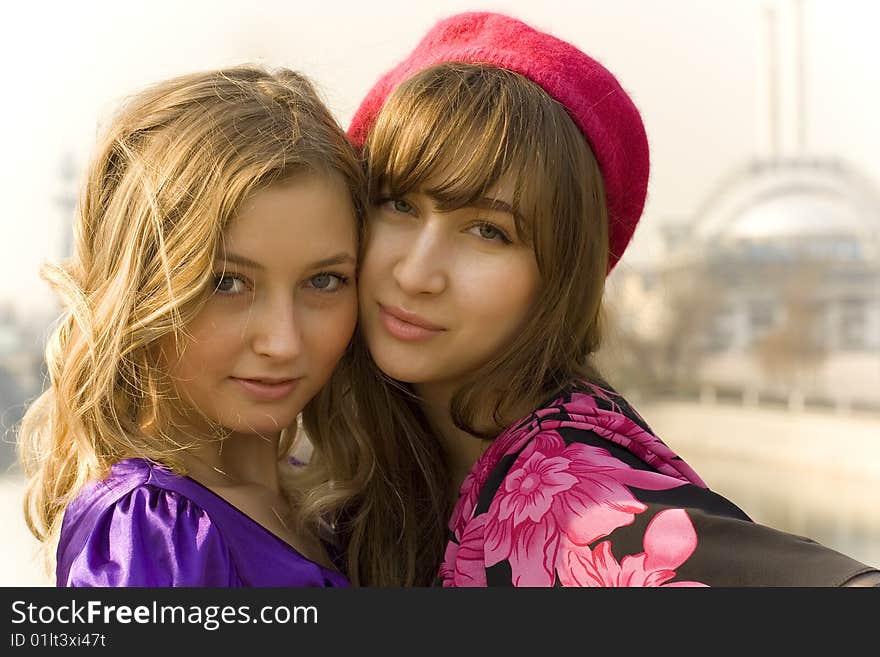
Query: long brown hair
307 62 611 585
17 65 367 571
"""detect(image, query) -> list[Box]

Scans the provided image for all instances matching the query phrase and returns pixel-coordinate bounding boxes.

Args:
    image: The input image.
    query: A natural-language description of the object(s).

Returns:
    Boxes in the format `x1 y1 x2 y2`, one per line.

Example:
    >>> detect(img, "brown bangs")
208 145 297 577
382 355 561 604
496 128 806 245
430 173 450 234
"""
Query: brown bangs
365 62 578 242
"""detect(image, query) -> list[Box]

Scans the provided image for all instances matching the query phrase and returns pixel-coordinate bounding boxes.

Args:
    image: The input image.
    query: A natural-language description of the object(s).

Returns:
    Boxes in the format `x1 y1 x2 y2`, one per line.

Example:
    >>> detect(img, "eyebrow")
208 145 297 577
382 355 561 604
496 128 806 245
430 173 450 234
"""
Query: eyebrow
217 252 356 270
469 197 520 220
386 186 525 224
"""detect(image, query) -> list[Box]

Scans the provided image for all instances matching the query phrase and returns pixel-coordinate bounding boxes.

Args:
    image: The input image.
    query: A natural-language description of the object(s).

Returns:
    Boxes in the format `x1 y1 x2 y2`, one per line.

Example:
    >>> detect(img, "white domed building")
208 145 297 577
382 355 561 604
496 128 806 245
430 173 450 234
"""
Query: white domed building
621 156 880 411
606 1 880 411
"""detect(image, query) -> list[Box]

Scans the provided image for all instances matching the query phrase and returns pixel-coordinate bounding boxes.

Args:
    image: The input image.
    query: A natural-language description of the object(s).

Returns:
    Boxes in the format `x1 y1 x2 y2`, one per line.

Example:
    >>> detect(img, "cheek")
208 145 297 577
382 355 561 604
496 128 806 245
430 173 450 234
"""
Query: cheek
456 256 541 329
164 306 244 382
509 265 542 317
303 297 358 369
357 258 386 308
359 223 400 291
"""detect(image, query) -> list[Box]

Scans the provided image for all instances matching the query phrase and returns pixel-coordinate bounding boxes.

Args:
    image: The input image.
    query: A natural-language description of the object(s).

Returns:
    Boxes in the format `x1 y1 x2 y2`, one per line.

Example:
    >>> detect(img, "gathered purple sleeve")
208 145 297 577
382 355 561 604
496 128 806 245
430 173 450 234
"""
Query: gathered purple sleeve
59 485 237 587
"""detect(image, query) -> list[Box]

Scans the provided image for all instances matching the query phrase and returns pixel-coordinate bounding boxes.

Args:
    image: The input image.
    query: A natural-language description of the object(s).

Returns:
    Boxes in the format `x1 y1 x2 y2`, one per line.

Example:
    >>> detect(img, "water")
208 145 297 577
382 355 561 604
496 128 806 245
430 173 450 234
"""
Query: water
641 399 880 569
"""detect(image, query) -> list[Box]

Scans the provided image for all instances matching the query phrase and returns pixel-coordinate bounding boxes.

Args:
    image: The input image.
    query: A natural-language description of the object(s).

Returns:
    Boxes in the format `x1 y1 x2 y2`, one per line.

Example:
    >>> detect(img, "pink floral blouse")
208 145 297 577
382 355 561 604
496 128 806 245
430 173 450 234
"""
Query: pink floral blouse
439 384 877 587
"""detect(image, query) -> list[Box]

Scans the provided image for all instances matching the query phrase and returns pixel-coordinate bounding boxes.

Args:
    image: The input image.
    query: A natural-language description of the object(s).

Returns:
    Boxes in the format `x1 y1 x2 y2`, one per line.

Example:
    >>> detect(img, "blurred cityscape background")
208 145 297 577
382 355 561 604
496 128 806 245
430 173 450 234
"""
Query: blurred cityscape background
1 0 877 585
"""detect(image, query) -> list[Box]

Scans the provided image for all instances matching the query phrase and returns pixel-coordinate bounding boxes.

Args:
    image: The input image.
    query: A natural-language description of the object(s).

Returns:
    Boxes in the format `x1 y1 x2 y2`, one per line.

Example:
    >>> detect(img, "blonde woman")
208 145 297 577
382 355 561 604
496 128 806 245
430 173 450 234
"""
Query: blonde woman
18 65 369 587
326 11 880 587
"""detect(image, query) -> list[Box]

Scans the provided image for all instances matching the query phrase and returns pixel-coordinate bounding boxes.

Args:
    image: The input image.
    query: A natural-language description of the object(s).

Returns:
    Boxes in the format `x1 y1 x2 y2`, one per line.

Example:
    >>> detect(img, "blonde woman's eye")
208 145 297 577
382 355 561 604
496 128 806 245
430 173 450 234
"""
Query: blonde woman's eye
306 272 348 292
213 274 248 295
469 222 512 244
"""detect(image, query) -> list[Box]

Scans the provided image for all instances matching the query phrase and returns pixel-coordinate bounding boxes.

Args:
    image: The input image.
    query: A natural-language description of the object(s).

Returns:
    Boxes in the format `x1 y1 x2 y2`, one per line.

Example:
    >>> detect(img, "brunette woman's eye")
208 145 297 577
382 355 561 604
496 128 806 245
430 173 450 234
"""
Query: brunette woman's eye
468 222 512 244
394 199 413 213
380 197 415 215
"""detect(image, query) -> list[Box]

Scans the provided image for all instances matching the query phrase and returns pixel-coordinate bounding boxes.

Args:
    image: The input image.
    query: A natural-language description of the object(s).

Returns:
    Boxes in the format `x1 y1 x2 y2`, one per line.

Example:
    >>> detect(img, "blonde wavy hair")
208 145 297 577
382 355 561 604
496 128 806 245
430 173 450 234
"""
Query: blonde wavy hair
17 65 368 572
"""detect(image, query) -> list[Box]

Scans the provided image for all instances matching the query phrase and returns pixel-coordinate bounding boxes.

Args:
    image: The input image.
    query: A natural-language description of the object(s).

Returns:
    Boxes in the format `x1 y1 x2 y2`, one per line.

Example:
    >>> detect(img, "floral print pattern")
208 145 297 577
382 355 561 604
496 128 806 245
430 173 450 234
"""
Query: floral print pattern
558 509 707 587
483 434 690 586
439 385 877 587
441 386 707 587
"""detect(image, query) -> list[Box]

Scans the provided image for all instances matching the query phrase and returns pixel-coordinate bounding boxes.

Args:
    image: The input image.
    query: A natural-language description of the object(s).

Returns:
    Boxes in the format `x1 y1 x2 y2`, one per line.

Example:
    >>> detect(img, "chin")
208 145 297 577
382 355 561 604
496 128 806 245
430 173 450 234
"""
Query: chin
370 352 428 385
370 350 417 383
218 412 298 437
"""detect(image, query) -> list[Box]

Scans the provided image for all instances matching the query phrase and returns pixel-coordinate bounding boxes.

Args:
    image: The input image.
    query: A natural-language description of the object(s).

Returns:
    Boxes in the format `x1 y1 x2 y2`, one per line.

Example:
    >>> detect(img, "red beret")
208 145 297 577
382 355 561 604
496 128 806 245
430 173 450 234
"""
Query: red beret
348 11 650 274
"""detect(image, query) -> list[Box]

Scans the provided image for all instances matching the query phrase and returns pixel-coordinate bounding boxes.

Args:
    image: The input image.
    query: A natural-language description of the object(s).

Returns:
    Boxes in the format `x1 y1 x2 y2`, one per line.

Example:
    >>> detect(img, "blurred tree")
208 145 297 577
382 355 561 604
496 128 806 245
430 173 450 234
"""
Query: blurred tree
751 259 829 388
598 259 725 397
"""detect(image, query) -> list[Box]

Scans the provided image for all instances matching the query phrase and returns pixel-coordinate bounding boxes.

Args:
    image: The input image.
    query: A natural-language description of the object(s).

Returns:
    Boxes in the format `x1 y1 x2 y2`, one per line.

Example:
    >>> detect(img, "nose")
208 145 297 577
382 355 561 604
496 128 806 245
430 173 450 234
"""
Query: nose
391 221 448 296
250 294 302 361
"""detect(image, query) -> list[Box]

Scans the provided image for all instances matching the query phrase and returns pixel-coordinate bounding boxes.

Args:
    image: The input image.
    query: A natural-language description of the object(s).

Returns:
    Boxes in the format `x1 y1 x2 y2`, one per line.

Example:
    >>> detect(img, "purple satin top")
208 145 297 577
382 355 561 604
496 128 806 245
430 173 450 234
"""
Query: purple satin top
55 458 350 587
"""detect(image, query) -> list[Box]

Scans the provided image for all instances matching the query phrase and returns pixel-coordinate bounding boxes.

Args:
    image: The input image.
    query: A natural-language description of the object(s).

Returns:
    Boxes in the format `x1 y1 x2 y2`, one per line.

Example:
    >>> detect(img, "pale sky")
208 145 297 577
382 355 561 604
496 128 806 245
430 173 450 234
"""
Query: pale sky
2 0 878 319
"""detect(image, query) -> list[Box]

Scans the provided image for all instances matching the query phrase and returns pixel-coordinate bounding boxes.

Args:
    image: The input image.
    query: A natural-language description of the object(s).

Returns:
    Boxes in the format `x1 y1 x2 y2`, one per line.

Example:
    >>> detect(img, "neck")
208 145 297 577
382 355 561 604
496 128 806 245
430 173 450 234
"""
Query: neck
178 428 284 494
415 382 492 496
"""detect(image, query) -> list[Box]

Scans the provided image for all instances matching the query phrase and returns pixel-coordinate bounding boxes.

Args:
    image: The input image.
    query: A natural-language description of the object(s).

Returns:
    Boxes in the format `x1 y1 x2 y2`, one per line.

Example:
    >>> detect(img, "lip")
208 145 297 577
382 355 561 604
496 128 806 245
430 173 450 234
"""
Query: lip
378 304 446 342
230 377 301 401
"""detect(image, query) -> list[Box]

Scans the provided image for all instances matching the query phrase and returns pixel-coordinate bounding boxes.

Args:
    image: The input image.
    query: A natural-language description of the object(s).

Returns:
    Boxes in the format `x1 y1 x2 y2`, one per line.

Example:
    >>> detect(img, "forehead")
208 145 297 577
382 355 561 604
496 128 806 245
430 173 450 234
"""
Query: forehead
221 175 356 261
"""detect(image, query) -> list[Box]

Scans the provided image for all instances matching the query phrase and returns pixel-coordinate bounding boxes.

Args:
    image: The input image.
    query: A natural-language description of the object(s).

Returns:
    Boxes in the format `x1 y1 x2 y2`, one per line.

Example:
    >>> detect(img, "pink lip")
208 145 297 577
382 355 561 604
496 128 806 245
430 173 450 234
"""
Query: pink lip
378 304 446 341
230 377 300 401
